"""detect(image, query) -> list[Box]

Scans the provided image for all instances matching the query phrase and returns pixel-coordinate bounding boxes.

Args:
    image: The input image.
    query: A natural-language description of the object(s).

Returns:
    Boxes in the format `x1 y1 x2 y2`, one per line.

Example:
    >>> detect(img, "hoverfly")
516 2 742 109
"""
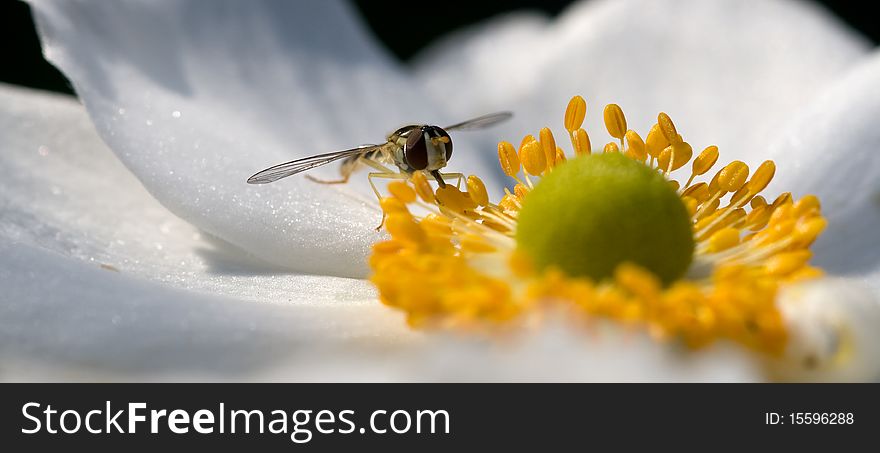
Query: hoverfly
246 112 513 200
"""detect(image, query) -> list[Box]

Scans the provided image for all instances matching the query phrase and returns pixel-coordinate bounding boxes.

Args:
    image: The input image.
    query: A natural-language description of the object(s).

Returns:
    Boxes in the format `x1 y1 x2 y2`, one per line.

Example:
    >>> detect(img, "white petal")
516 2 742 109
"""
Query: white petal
766 51 880 289
27 0 501 278
767 278 880 382
414 0 869 167
0 83 368 302
0 240 417 379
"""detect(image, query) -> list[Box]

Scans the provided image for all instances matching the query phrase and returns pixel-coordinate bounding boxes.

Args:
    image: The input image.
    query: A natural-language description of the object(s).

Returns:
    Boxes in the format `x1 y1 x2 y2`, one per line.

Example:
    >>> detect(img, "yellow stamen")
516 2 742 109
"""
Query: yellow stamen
466 175 489 207
564 95 587 132
519 137 547 176
387 181 416 204
708 227 740 252
603 104 627 141
657 112 681 144
682 182 710 203
658 142 693 173
746 160 776 194
410 171 435 203
435 186 477 214
625 130 647 162
385 213 426 244
539 127 558 170
686 145 719 187
497 141 520 178
764 250 812 277
379 196 408 214
572 128 591 156
603 142 620 154
717 161 750 192
555 147 568 163
645 123 668 161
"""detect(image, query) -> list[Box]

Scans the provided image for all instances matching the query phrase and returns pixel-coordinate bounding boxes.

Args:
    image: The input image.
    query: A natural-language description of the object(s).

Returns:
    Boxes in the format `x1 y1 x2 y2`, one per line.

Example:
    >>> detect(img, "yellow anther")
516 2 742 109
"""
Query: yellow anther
696 208 745 238
573 128 591 156
657 112 681 144
769 202 793 223
694 211 722 235
645 123 669 158
410 171 435 203
420 213 452 236
788 266 824 282
603 104 627 139
728 184 752 206
756 218 795 245
371 240 405 257
555 147 567 163
603 142 620 153
539 127 558 169
614 263 661 301
707 172 722 194
682 182 710 203
750 196 767 209
668 179 680 192
482 217 512 233
385 213 426 244
770 193 793 214
708 227 741 253
792 216 827 246
379 196 409 214
564 95 587 132
692 145 719 176
466 175 489 207
519 137 546 176
387 181 416 203
520 134 536 150
658 142 693 172
745 160 775 194
435 186 477 213
696 198 720 220
793 195 821 218
681 196 698 217
513 183 529 199
717 161 749 192
625 130 647 161
745 205 772 231
499 194 519 212
497 141 520 178
764 250 812 277
461 234 496 253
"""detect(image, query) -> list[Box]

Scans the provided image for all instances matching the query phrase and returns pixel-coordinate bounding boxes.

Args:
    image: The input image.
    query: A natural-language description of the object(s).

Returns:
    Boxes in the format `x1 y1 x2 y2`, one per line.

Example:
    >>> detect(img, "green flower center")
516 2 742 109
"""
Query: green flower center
515 153 694 285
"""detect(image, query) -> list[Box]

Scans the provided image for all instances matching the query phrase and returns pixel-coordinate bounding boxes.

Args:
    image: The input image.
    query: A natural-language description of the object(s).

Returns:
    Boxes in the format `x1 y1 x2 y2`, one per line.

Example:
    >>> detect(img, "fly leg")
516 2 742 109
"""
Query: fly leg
439 172 465 189
305 155 359 184
360 158 410 231
367 171 410 231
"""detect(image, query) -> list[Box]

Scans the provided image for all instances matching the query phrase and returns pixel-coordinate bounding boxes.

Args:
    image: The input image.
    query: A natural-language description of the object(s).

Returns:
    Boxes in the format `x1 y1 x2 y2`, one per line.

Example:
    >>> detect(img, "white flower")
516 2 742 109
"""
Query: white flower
1 0 877 381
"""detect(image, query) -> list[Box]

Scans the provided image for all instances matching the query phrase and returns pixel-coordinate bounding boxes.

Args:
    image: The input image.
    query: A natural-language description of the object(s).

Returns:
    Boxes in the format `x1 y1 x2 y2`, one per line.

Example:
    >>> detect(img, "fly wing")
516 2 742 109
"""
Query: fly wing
246 144 380 184
444 111 513 131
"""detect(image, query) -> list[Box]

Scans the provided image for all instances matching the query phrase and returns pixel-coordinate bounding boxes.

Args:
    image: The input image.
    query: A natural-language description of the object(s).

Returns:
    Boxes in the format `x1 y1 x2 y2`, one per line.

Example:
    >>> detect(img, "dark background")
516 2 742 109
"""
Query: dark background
2 0 877 97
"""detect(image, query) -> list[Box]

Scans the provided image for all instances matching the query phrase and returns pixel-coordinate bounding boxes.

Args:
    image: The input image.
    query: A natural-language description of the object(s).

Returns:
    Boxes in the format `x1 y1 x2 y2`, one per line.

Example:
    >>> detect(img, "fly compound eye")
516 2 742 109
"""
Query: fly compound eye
404 127 429 170
429 126 453 161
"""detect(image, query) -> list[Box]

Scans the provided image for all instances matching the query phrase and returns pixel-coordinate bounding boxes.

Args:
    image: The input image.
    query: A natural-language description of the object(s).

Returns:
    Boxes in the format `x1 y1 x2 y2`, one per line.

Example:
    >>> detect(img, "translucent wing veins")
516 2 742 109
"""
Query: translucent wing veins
247 144 380 184
444 111 513 131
